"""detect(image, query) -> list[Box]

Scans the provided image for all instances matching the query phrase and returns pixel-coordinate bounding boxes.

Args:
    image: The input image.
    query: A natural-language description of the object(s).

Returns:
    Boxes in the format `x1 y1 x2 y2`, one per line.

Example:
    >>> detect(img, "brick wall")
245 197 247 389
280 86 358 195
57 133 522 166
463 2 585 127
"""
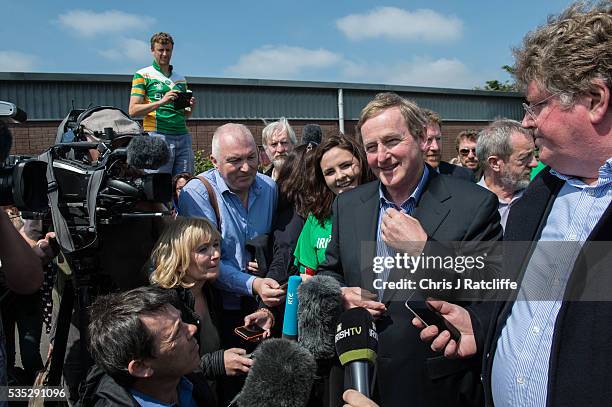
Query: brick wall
439 122 488 162
7 119 488 163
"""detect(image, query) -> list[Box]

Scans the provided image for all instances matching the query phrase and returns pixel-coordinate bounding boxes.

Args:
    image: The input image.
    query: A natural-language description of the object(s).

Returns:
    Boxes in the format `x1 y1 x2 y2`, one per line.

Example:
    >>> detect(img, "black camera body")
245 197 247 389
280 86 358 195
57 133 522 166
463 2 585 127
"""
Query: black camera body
47 106 172 255
0 101 49 212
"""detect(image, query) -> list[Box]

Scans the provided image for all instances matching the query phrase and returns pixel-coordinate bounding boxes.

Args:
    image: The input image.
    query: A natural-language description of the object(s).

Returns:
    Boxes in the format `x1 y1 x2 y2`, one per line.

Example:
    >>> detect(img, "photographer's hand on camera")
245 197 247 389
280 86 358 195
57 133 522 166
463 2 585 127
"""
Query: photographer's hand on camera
31 232 58 265
185 95 196 118
128 90 179 117
0 210 43 294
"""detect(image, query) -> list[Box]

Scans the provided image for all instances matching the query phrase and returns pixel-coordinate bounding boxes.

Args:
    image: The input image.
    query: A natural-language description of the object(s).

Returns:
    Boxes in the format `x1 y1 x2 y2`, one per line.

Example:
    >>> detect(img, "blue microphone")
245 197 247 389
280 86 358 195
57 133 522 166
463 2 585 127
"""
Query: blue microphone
282 275 302 340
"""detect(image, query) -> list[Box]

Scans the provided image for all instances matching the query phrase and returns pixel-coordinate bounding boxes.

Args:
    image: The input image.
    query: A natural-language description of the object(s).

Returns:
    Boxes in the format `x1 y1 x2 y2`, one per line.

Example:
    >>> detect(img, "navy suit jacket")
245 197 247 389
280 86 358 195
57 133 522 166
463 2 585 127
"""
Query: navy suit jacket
438 160 475 182
319 168 502 407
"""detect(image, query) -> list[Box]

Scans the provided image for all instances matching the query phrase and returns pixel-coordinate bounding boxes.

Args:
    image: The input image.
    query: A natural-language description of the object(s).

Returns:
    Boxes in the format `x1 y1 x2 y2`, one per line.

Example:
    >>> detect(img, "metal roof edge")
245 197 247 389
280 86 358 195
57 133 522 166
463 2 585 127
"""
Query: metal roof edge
0 72 523 98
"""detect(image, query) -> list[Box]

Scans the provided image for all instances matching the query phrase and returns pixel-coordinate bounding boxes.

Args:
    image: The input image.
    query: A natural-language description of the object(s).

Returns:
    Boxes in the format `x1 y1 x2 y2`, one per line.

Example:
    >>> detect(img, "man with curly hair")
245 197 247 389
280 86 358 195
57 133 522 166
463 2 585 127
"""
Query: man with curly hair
416 2 612 406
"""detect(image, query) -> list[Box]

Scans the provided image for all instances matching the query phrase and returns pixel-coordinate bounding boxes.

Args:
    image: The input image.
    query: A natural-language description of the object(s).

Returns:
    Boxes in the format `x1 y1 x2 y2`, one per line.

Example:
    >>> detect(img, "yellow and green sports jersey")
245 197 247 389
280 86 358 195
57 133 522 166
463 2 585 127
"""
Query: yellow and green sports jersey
131 60 189 135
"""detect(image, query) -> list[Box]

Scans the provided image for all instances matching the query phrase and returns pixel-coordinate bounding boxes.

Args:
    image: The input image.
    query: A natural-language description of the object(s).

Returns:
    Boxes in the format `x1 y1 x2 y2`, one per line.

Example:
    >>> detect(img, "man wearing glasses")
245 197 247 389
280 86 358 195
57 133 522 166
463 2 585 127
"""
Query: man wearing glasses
455 130 480 173
415 3 612 406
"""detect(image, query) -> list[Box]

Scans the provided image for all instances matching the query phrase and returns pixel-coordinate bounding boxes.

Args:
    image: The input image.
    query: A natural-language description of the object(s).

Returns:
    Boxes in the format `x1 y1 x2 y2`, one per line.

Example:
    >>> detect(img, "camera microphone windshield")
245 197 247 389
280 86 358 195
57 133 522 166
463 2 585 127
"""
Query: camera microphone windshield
298 275 343 359
236 338 316 407
126 135 170 170
335 307 378 398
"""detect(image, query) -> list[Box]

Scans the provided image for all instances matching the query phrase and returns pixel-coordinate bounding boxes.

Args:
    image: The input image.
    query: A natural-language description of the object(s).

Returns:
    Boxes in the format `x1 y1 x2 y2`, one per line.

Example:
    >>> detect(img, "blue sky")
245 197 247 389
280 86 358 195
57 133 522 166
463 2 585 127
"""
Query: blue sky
1 1 573 89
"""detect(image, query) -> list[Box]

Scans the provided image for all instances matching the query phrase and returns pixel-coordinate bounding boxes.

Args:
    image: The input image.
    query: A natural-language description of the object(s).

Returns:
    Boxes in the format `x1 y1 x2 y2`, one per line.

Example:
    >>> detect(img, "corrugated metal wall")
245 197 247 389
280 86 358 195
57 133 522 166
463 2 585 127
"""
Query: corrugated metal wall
0 73 524 122
192 85 338 120
342 90 524 121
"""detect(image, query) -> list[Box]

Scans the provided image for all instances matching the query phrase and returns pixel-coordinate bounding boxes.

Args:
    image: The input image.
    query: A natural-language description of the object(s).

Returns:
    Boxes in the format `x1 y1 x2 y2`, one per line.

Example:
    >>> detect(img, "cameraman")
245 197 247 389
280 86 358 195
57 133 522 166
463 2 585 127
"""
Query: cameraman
0 122 46 394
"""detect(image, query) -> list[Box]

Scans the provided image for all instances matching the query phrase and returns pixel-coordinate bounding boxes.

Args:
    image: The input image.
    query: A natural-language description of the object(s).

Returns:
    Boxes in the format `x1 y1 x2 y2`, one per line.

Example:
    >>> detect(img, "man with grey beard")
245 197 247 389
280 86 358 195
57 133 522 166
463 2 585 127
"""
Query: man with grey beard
476 119 537 228
262 118 296 180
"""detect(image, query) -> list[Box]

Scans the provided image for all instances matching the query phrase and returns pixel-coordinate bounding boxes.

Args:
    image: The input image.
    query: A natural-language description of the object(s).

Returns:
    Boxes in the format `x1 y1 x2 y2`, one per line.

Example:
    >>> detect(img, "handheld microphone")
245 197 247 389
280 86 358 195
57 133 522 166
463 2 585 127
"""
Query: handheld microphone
235 338 316 407
126 135 170 170
334 307 378 398
282 275 302 340
297 275 343 359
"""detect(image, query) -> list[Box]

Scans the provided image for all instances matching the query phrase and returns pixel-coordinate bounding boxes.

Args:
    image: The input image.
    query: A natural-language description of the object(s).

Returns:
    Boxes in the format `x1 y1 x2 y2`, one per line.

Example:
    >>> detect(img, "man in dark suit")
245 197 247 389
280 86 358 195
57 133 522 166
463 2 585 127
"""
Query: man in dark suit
416 3 612 406
318 92 503 407
421 108 474 181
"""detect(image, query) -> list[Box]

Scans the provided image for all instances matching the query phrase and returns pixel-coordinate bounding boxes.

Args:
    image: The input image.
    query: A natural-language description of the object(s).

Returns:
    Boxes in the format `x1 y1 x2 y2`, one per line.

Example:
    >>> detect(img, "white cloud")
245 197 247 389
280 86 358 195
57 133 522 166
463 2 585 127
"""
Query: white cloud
0 51 37 71
340 56 480 89
337 7 462 42
58 9 155 37
99 38 150 62
226 45 342 78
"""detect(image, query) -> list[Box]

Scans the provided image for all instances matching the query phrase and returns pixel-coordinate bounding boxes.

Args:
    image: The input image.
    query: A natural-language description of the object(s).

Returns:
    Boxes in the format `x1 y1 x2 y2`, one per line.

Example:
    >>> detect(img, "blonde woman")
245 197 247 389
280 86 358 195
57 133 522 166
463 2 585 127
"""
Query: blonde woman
151 217 253 389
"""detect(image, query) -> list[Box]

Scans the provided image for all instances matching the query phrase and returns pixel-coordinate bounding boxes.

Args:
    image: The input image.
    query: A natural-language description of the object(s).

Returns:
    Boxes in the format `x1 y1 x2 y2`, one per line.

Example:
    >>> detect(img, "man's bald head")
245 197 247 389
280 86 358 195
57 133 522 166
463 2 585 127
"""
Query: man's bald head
210 123 259 198
211 123 255 160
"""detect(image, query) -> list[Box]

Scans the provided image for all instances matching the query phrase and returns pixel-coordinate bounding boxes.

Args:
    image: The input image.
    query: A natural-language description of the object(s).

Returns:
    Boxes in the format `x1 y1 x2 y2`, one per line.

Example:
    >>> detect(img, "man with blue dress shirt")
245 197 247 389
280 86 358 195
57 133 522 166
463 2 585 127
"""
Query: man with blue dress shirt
416 3 612 406
178 123 284 334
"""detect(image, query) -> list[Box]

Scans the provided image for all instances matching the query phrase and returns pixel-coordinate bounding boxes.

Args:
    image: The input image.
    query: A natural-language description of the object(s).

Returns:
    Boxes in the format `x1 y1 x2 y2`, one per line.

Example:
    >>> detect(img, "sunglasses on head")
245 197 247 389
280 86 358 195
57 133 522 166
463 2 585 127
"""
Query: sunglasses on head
459 148 476 156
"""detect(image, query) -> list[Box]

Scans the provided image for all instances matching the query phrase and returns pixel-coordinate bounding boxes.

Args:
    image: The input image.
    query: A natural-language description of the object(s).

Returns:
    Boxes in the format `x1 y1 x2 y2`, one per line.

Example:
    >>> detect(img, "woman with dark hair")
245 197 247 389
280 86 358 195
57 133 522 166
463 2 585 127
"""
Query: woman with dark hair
294 133 373 276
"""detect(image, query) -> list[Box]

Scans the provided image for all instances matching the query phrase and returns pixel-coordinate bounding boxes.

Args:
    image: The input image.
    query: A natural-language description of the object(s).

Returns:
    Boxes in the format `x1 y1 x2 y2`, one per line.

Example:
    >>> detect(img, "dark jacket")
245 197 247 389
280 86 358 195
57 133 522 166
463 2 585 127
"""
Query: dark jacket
266 197 305 283
174 285 226 379
76 365 214 407
472 168 612 406
438 160 475 181
319 169 503 407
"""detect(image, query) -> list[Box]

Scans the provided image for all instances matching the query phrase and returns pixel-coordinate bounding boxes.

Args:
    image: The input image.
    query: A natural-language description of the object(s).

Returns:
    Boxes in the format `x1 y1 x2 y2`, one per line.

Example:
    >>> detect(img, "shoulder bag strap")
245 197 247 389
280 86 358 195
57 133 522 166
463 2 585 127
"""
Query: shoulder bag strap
196 176 222 232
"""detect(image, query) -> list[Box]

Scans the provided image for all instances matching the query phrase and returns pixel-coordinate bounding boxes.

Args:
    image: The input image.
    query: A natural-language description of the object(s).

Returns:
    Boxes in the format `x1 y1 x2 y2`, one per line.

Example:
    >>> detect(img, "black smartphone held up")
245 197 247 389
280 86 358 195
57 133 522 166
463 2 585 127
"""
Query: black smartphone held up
173 91 193 109
405 300 461 342
234 324 266 342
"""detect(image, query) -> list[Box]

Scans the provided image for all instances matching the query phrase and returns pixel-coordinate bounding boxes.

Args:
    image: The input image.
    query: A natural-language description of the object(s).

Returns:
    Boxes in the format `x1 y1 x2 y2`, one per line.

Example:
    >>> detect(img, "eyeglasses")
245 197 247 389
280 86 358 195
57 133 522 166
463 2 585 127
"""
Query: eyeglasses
459 147 476 156
522 92 564 122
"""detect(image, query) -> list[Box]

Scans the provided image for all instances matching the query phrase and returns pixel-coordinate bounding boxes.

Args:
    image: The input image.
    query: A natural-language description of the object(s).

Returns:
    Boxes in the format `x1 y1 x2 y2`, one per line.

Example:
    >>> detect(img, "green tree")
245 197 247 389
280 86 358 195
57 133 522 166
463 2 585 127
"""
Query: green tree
193 150 214 174
476 65 518 92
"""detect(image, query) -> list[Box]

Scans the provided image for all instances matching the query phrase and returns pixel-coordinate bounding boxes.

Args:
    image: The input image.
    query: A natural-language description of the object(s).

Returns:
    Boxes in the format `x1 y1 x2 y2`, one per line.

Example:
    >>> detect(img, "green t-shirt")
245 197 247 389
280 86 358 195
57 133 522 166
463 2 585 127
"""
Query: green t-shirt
294 214 332 274
530 160 546 180
131 60 189 135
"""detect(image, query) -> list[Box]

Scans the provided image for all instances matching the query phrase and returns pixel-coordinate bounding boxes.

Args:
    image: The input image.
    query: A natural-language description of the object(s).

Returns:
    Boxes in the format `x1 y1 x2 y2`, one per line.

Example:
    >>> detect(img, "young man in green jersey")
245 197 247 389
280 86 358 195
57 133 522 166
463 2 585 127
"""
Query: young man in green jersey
129 32 196 176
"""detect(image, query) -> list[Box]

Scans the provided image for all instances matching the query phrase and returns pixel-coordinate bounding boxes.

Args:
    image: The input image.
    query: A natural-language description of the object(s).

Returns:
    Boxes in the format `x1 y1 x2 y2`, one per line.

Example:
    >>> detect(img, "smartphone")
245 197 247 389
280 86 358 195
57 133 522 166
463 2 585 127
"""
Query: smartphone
173 91 193 109
405 300 461 342
234 325 266 342
277 277 289 290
